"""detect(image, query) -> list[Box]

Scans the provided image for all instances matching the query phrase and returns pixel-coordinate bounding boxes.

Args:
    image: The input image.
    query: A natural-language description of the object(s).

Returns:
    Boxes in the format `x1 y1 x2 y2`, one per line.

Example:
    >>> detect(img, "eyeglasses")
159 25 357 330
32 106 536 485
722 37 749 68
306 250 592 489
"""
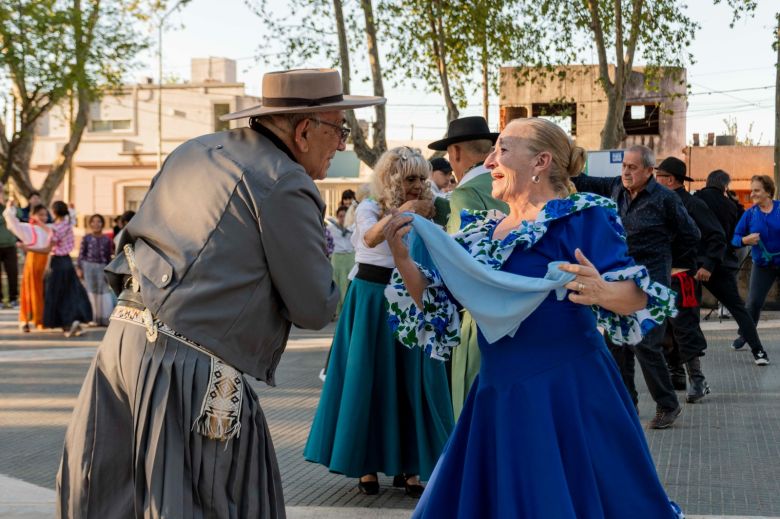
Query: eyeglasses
403 175 426 183
312 118 351 142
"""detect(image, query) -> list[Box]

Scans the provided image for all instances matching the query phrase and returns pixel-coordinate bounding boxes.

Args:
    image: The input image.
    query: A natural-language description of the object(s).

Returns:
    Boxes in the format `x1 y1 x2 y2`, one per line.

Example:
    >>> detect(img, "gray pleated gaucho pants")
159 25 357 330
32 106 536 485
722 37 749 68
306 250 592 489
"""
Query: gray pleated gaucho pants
56 317 286 518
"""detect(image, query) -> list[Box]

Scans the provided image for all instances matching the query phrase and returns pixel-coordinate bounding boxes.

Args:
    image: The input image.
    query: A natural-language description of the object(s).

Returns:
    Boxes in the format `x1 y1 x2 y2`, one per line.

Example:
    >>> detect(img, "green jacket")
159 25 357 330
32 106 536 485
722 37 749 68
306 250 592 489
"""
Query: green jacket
447 171 509 234
0 212 17 248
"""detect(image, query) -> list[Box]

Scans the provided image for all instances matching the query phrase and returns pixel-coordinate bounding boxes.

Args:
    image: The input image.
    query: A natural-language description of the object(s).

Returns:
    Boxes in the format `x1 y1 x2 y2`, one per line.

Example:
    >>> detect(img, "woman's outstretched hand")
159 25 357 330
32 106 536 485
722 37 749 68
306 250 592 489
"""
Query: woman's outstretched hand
558 248 609 307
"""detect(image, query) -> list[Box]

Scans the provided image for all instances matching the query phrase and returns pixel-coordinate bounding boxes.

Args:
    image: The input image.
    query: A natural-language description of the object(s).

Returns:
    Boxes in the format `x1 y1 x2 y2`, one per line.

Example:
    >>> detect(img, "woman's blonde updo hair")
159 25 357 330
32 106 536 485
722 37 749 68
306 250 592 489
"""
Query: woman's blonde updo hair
370 146 432 212
508 118 586 196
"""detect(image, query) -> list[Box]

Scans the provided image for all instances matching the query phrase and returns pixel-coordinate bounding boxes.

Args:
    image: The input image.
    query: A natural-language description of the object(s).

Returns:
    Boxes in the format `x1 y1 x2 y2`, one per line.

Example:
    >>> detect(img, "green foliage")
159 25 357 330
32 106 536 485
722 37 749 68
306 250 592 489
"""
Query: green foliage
245 0 345 68
0 0 151 110
0 0 164 197
379 0 539 111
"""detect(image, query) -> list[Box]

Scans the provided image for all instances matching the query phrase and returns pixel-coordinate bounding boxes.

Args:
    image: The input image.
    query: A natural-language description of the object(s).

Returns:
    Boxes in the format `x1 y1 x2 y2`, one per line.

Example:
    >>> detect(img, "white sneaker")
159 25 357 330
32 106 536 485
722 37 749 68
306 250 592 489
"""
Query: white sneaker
318 369 326 382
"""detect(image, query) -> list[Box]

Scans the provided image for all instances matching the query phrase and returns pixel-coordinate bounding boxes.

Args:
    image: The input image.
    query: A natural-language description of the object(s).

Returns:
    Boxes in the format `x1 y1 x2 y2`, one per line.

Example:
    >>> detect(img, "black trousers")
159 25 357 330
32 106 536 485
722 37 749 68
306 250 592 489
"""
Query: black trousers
664 275 707 366
0 245 18 303
609 322 680 412
703 265 764 352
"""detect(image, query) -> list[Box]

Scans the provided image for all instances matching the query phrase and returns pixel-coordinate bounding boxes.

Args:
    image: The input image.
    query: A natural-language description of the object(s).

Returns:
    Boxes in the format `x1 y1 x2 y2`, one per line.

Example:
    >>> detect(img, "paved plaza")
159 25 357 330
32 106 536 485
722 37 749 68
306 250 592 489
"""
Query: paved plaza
1 307 779 518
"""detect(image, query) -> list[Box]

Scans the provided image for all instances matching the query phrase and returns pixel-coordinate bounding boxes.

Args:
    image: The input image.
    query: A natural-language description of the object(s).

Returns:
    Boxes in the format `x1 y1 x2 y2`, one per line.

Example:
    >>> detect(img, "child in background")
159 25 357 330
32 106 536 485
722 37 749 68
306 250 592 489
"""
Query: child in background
77 214 115 326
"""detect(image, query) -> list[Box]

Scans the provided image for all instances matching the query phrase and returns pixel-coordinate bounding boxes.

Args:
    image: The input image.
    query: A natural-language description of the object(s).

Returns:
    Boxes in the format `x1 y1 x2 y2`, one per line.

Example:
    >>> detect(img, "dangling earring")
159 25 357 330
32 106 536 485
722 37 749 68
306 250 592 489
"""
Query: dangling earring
531 175 540 184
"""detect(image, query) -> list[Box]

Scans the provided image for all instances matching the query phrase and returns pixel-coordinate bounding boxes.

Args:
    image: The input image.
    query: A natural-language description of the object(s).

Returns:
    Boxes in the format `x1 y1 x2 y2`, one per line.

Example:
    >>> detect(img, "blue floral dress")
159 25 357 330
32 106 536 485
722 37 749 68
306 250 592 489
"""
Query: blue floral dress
386 193 683 518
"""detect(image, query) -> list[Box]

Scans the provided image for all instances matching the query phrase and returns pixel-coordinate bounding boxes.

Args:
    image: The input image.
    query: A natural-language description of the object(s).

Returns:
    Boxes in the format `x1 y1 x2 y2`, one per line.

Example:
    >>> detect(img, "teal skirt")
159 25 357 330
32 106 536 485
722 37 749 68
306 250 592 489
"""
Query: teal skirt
304 277 454 480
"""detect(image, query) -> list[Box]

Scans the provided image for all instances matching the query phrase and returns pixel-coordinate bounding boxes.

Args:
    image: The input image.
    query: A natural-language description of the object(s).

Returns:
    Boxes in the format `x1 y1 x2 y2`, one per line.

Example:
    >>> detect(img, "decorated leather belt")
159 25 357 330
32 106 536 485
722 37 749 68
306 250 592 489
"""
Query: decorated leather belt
111 243 243 442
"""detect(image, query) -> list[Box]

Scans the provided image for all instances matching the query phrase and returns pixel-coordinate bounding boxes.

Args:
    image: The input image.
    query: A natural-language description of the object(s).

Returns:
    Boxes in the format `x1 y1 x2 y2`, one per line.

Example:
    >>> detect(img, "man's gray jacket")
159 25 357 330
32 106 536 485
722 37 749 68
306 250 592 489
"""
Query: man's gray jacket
106 127 339 384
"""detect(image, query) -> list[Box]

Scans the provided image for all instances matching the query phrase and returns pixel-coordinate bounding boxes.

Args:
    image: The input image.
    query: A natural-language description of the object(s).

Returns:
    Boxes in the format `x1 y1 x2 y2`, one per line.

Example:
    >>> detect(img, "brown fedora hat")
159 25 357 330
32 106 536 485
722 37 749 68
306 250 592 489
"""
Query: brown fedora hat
220 69 385 121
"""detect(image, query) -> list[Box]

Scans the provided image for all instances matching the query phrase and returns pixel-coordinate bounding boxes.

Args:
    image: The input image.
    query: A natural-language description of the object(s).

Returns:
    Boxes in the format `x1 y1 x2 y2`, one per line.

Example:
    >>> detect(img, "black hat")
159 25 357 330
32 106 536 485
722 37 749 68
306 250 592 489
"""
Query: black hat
428 116 499 151
429 157 452 173
655 156 693 182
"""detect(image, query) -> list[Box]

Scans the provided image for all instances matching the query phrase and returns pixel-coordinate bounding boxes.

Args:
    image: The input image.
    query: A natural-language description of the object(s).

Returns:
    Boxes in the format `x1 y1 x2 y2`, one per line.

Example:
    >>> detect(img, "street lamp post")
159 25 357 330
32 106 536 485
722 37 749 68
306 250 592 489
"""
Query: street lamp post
157 0 188 171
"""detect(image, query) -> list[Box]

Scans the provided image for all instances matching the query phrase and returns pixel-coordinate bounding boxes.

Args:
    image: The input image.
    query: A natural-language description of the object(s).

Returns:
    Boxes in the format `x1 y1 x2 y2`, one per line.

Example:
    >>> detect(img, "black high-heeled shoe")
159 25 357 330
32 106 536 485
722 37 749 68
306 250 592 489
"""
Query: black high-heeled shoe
358 474 379 495
392 474 424 498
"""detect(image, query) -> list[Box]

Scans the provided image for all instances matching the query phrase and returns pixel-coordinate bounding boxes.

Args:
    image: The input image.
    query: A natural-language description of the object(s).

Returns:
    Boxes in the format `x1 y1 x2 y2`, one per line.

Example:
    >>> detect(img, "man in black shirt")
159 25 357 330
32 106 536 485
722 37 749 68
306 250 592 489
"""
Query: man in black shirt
573 145 700 429
654 157 722 403
695 170 768 362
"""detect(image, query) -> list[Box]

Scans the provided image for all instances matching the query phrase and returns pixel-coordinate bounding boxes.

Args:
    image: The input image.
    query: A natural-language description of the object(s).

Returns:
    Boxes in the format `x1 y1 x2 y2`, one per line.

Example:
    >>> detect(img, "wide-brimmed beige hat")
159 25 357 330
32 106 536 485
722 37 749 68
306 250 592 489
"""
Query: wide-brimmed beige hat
220 68 386 121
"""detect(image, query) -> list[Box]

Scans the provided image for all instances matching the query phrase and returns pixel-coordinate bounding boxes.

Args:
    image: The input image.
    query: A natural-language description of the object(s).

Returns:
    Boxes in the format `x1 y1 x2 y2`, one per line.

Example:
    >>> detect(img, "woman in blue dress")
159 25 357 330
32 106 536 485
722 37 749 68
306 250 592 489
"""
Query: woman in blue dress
383 118 683 518
304 147 454 497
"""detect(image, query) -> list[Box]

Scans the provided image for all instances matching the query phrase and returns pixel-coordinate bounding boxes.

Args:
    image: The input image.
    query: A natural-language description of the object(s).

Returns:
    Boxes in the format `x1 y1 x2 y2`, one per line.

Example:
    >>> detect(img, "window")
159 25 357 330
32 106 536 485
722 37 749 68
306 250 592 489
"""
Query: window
532 103 577 136
213 104 230 132
90 119 131 132
123 186 148 212
623 104 660 135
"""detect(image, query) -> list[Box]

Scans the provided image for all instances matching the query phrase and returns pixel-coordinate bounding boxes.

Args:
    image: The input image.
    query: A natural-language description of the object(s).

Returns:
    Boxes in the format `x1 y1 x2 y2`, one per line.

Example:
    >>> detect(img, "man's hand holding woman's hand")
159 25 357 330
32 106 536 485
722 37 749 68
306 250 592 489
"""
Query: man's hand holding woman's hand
383 214 414 262
398 199 434 219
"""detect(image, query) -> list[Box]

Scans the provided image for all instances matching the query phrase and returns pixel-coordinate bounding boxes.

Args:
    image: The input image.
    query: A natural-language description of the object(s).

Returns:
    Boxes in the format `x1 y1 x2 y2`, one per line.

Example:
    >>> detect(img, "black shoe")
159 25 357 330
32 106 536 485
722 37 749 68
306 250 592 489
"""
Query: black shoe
753 349 770 366
686 381 711 403
648 406 682 429
732 336 747 350
392 474 424 498
358 474 379 495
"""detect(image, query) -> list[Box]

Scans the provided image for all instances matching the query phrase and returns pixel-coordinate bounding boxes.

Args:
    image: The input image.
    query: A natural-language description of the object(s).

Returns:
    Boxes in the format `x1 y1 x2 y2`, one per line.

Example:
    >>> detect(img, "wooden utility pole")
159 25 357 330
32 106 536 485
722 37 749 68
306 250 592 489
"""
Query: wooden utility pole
774 13 780 195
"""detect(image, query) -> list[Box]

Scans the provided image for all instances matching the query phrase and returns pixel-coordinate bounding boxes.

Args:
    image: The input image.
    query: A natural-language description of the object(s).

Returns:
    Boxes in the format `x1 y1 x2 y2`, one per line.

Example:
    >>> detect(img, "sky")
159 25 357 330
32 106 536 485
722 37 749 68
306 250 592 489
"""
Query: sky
135 0 778 145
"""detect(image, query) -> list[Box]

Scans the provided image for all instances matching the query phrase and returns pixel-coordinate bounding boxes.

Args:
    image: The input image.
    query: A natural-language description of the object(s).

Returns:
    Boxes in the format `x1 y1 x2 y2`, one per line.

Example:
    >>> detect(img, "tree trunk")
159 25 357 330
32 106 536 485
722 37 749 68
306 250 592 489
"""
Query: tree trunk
601 85 627 150
481 29 489 123
427 0 459 123
332 0 386 168
774 13 780 194
359 0 387 162
40 87 89 203
7 123 36 198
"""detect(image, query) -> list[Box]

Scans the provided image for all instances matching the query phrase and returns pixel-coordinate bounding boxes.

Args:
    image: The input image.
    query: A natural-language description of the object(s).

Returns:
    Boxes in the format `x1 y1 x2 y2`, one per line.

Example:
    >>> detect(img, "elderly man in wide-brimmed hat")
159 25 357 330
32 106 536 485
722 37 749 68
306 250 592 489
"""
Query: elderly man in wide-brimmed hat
56 69 385 519
428 116 508 419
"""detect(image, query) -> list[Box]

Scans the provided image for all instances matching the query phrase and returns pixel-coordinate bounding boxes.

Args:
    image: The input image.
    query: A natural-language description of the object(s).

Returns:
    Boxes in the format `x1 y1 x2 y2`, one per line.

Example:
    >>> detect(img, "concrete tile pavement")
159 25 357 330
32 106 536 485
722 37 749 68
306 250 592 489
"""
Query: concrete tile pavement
2 308 780 517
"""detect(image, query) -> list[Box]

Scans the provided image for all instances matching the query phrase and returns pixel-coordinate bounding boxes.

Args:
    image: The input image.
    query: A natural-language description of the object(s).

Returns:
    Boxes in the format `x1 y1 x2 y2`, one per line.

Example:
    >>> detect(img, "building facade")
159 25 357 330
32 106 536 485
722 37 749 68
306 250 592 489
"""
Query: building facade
498 65 687 162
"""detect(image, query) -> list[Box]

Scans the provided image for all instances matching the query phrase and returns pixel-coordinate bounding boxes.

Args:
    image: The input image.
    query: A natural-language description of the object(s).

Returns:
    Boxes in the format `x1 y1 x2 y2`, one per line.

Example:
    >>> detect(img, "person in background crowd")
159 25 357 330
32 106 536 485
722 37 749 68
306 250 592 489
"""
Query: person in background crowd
341 189 356 208
428 116 509 420
428 157 454 228
112 210 135 251
695 170 767 364
68 203 77 226
446 173 457 192
9 204 52 332
110 215 121 240
0 191 19 308
344 184 370 229
77 214 115 326
326 205 355 316
43 201 92 338
654 157 721 402
319 205 357 381
730 174 780 365
573 145 700 429
305 147 454 498
429 157 453 198
18 191 52 223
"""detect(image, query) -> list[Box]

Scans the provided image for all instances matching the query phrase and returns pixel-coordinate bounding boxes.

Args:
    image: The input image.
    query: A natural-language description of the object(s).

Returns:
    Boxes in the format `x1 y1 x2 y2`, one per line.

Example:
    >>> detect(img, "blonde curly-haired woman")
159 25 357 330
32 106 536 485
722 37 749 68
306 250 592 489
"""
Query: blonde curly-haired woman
304 147 454 497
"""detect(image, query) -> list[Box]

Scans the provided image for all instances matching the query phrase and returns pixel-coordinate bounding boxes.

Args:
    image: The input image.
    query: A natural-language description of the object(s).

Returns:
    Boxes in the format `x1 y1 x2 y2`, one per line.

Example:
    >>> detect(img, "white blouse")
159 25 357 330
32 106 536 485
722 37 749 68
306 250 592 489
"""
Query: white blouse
350 199 395 273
